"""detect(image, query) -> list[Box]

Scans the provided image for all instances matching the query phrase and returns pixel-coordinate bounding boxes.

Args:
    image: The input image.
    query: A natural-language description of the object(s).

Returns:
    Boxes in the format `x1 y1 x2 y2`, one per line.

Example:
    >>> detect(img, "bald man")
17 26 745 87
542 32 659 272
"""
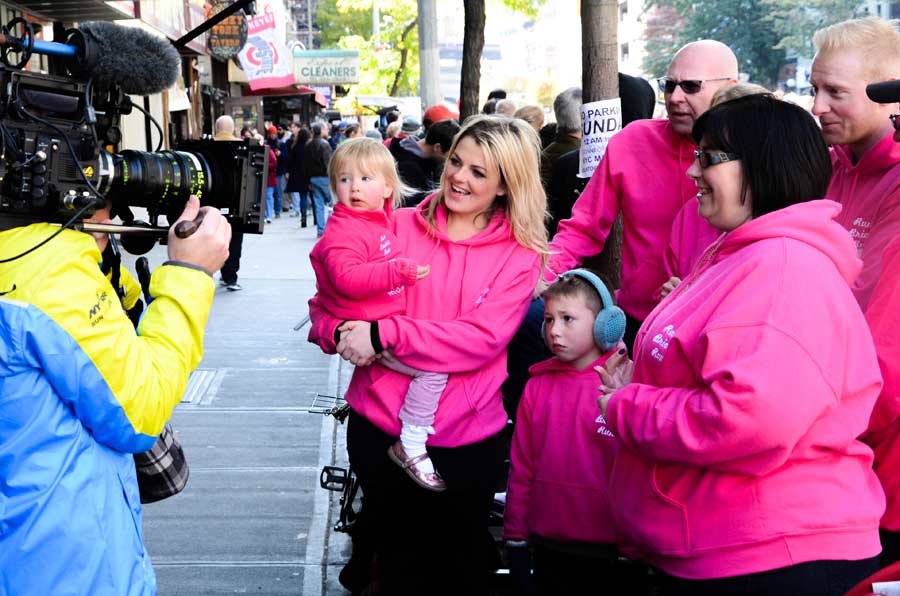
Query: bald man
503 41 737 415
214 115 240 141
548 40 736 344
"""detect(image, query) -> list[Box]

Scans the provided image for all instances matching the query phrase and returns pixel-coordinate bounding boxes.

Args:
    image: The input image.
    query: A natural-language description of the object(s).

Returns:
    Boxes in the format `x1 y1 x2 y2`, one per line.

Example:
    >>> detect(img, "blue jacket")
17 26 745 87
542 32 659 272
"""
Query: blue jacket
0 224 214 595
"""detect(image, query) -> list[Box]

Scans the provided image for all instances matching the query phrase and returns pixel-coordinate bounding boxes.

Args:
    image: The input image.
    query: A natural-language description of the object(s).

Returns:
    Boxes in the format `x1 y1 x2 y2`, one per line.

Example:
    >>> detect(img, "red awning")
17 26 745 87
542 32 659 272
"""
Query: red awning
242 85 327 107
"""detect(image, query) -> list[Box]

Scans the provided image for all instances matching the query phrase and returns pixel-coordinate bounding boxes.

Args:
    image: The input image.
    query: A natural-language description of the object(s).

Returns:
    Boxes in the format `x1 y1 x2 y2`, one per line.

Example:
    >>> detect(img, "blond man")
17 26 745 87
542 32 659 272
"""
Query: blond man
811 16 900 309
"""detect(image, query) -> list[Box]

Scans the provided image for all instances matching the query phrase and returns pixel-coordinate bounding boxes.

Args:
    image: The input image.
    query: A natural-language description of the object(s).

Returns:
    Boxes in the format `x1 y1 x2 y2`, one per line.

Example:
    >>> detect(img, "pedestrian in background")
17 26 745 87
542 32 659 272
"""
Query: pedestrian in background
304 122 333 238
286 122 312 226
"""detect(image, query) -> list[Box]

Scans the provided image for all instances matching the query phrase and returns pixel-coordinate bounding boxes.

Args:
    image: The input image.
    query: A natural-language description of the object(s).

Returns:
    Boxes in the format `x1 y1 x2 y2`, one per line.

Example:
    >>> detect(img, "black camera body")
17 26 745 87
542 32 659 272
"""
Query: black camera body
0 66 265 240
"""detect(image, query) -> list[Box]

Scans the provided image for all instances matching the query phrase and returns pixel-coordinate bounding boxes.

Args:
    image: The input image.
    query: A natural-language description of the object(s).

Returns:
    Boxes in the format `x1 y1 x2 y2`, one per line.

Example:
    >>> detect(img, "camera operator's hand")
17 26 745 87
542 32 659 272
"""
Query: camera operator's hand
167 195 231 275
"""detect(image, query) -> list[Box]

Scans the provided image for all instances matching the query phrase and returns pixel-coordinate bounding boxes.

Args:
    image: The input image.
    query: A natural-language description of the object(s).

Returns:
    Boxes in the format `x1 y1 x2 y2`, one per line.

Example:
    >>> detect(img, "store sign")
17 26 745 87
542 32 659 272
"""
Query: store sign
237 12 296 91
293 50 360 85
208 0 247 60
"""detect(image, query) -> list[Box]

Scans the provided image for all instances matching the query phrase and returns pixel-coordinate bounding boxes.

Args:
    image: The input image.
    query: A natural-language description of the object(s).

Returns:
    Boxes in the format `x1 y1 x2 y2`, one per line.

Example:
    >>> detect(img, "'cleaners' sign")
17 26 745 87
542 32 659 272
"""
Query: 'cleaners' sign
579 98 622 178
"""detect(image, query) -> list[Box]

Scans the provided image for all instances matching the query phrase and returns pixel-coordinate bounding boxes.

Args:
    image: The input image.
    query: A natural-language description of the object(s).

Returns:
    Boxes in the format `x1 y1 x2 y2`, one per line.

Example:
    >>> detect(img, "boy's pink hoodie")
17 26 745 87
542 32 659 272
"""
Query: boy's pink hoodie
308 196 542 446
309 202 418 321
547 119 696 320
663 197 721 281
826 132 900 309
503 354 617 545
863 233 900 531
606 200 885 579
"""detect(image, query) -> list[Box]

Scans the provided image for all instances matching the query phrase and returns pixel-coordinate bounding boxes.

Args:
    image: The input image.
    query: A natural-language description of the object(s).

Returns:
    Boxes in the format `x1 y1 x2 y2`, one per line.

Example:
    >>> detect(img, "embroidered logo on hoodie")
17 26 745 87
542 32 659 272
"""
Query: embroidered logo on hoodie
379 234 392 256
650 324 676 363
595 414 615 437
849 217 871 256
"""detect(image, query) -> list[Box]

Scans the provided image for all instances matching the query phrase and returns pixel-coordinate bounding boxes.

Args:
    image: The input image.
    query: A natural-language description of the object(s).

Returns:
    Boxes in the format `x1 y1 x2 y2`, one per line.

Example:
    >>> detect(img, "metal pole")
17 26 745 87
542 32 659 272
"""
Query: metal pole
418 0 440 108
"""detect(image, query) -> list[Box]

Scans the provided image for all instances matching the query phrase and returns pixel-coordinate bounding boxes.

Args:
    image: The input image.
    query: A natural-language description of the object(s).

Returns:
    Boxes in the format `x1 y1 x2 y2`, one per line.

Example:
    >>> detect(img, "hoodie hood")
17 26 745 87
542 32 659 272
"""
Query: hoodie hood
832 131 900 173
413 193 515 247
399 134 426 158
715 200 860 285
528 353 613 377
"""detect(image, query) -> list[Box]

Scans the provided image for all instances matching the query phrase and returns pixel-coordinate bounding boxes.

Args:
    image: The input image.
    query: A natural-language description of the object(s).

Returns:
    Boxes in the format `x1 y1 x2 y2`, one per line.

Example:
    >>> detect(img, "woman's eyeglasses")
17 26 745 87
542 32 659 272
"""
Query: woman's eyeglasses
694 150 740 168
890 114 900 131
657 77 731 95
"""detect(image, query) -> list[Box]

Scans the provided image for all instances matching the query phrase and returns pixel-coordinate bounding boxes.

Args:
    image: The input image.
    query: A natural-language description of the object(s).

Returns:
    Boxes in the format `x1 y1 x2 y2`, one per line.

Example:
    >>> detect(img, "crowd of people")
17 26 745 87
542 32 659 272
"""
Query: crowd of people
6 10 900 596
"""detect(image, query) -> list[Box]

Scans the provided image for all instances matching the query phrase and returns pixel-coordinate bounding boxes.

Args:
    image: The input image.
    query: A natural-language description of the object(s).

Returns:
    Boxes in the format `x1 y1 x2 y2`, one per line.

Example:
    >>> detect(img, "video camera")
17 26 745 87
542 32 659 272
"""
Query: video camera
0 17 266 254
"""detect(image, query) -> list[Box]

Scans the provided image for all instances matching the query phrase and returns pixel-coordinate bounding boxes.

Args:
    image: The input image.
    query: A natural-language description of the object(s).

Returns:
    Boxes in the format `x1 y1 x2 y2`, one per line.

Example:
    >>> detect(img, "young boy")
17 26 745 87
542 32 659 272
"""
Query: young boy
503 269 625 595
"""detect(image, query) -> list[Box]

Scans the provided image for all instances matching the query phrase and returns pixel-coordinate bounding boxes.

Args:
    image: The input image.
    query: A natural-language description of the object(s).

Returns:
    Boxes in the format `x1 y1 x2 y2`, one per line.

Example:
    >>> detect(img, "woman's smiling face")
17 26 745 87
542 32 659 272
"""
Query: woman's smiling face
687 141 753 232
442 136 506 224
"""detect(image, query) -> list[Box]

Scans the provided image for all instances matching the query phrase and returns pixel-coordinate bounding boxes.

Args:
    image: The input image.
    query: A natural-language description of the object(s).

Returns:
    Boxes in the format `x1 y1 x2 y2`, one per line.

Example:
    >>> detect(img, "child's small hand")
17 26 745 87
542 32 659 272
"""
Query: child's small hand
416 265 430 280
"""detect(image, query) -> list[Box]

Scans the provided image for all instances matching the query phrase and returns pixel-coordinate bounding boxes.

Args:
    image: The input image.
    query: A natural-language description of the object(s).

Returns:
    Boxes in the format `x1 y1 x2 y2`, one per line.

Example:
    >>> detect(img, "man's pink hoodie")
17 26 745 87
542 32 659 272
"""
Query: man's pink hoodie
504 354 617 545
827 132 900 309
663 197 720 281
308 196 542 446
548 119 696 321
606 200 885 579
863 233 900 532
309 202 418 321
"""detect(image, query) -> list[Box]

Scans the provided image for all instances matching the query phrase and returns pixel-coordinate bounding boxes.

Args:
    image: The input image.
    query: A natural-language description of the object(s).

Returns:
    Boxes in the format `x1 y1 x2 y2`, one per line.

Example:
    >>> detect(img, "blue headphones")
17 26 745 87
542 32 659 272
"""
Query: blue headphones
543 269 626 352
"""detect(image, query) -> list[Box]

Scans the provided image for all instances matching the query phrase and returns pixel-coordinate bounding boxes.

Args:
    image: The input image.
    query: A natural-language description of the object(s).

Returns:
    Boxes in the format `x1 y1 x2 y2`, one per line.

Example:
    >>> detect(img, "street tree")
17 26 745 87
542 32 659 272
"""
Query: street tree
459 0 546 121
642 0 783 87
762 0 865 58
316 0 419 97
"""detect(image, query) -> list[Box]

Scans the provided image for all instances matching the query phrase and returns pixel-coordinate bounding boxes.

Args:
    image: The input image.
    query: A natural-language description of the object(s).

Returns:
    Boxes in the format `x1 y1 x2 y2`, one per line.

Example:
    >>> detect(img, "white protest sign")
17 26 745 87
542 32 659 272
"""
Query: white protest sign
579 98 622 179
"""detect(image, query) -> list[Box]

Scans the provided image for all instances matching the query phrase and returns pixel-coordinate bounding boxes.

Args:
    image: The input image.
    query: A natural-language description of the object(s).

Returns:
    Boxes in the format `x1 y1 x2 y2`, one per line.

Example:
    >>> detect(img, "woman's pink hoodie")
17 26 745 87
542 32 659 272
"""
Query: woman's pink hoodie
863 233 900 532
309 203 418 321
606 200 885 579
504 354 617 545
308 196 542 446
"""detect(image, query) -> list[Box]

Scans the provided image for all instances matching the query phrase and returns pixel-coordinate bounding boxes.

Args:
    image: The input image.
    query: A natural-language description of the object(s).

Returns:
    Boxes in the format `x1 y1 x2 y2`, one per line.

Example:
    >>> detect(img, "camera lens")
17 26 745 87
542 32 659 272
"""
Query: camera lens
100 149 213 223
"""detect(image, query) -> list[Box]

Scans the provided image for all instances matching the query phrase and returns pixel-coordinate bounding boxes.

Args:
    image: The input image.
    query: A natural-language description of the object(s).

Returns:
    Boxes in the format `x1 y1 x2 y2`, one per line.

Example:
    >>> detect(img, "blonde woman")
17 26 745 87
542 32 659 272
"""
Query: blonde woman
309 115 547 594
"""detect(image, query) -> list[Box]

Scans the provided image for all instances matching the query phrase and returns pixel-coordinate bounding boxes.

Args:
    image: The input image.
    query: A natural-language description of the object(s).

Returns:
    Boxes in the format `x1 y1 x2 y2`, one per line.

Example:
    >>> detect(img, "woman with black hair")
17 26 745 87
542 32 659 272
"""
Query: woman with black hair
598 94 886 595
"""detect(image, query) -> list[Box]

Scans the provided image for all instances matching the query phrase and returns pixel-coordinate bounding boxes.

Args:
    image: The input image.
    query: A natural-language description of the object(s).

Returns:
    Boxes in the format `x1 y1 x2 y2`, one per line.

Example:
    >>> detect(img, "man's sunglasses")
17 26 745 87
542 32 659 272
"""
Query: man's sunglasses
658 77 731 95
694 150 740 168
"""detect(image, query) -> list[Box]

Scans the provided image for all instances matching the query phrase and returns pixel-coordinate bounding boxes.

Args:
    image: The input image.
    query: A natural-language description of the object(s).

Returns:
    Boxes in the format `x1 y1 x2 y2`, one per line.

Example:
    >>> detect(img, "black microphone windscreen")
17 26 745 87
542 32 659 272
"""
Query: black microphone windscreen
79 22 181 96
867 80 900 104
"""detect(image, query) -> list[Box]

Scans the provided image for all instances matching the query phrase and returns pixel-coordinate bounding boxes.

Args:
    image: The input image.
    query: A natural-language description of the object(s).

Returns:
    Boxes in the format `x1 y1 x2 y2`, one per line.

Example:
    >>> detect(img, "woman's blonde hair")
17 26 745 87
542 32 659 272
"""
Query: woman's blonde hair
813 17 900 80
424 115 548 262
328 137 411 209
711 82 771 106
513 105 545 131
385 121 402 138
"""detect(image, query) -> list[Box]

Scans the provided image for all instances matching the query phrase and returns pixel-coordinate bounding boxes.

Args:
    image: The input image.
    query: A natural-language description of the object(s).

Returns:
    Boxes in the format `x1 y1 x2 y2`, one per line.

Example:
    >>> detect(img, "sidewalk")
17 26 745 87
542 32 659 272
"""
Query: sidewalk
126 213 353 595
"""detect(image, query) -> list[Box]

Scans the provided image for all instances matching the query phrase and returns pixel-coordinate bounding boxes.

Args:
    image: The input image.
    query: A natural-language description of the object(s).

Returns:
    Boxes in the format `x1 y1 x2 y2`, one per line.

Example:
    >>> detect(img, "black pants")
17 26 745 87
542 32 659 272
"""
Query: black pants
502 299 551 421
220 221 243 284
623 312 642 356
881 529 900 568
531 543 619 596
658 557 880 596
346 410 504 596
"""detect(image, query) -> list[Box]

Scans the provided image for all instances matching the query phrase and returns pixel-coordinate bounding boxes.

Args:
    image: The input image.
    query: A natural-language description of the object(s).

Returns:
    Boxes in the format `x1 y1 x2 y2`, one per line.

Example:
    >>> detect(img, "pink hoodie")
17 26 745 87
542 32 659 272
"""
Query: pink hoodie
309 203 418 321
308 196 542 446
606 200 884 579
827 132 900 309
503 354 617 545
663 197 721 281
862 233 900 531
548 119 697 320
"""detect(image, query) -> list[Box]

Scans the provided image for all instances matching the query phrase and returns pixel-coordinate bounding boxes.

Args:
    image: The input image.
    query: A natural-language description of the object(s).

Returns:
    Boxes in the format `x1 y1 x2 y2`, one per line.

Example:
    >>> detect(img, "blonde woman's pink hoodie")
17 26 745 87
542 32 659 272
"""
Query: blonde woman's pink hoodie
862 233 900 532
547 119 697 320
827 132 900 309
606 200 884 579
308 196 542 446
503 354 617 545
